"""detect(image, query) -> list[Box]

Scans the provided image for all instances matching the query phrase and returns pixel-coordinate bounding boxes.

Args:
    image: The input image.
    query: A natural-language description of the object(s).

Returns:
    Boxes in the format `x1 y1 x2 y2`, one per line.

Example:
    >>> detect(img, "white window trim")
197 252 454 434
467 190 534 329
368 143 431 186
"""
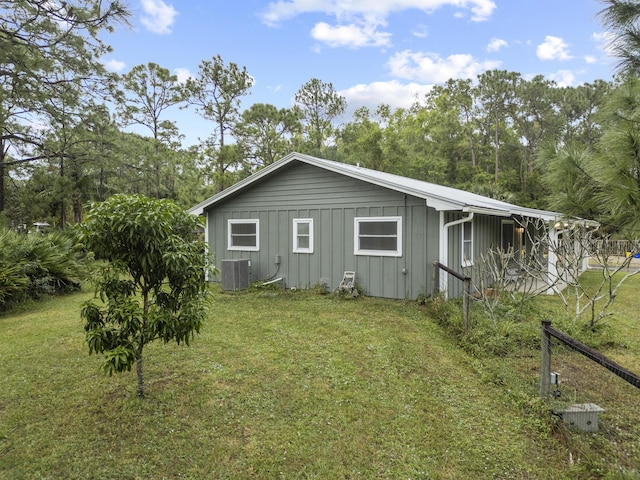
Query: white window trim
293 218 314 253
462 221 473 267
227 219 260 251
354 216 402 257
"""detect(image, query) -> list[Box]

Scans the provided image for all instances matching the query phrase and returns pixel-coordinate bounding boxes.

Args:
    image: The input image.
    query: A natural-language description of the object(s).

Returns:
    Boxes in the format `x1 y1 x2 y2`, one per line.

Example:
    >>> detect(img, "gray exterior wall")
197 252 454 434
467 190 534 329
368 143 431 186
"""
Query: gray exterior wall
443 212 505 298
205 162 441 300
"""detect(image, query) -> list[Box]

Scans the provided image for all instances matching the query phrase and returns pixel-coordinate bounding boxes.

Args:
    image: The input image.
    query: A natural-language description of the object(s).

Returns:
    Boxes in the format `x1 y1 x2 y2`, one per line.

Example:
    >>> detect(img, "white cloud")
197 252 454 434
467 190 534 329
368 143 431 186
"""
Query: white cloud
387 49 501 83
547 69 575 87
592 31 615 56
486 37 507 52
412 24 429 38
584 55 597 64
104 58 126 72
260 1 497 49
536 35 572 61
174 68 193 84
339 80 434 117
140 0 178 34
311 21 391 48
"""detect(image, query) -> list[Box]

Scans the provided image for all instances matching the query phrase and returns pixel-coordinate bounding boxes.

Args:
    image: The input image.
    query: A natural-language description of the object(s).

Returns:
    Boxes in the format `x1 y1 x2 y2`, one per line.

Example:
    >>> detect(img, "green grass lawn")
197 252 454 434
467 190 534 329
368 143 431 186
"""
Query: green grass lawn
1 278 639 479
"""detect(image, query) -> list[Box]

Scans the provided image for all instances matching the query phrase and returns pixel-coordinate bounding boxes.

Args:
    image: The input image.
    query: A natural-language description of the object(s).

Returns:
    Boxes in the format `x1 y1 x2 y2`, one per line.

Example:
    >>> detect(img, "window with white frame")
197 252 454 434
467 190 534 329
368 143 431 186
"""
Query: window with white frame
293 218 314 253
228 219 259 251
462 221 473 266
354 216 402 257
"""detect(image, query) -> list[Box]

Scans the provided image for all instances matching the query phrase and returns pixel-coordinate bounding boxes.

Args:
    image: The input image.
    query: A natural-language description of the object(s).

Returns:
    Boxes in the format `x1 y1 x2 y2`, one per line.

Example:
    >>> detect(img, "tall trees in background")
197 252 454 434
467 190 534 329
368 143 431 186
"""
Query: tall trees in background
295 78 347 155
338 107 384 170
234 103 302 169
335 72 609 209
531 0 640 235
475 70 520 182
116 62 185 198
0 0 129 217
0 1 622 230
182 55 253 191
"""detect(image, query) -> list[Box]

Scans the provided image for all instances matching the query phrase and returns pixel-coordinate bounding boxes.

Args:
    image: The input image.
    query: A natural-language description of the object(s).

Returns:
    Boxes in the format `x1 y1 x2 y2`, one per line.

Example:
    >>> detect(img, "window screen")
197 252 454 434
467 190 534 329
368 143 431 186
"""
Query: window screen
354 217 402 256
228 220 259 251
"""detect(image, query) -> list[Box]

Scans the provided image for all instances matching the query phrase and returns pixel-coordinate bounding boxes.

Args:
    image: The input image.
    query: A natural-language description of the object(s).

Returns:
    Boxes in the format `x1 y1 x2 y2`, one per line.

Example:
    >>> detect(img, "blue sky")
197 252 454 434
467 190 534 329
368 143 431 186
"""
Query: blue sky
101 0 615 146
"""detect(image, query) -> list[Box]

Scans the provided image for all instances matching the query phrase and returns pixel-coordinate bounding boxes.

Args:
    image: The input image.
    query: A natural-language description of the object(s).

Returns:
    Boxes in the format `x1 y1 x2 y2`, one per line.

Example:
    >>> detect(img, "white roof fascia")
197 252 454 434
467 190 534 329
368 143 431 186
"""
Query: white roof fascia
512 207 562 222
426 197 461 211
464 206 512 217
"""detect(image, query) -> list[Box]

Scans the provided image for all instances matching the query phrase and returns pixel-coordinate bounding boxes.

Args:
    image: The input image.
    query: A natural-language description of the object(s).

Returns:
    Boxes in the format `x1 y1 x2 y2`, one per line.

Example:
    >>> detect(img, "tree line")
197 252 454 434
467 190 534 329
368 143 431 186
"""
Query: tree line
2 0 639 237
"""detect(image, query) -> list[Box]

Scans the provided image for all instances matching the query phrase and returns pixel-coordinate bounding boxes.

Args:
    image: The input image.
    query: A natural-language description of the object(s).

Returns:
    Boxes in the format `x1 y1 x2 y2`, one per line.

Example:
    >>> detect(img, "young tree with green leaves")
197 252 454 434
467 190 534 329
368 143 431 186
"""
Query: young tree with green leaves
79 195 211 398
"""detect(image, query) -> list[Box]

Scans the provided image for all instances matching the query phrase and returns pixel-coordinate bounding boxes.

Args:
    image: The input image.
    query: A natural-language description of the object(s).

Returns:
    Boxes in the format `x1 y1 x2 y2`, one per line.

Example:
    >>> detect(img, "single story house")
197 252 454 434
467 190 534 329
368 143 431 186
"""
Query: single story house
189 152 569 300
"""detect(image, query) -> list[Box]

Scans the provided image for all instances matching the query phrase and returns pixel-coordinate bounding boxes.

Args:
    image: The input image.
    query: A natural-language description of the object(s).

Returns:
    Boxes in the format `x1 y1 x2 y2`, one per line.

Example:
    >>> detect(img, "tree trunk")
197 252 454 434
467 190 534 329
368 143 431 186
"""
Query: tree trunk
59 156 66 228
73 194 83 223
0 160 4 213
98 166 105 201
136 289 151 398
494 112 500 181
136 354 145 398
469 137 476 167
0 138 7 212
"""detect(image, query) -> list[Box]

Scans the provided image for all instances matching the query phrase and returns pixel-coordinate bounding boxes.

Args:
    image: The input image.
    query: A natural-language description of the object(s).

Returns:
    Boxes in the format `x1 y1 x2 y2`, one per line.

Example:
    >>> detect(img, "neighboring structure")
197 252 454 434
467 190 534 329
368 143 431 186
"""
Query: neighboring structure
190 152 566 300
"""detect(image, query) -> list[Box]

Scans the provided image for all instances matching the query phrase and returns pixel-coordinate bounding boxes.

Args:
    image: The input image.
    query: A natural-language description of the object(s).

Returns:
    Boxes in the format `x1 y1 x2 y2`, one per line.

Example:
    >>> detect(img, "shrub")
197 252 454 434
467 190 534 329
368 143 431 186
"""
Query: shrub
0 228 87 310
423 293 542 357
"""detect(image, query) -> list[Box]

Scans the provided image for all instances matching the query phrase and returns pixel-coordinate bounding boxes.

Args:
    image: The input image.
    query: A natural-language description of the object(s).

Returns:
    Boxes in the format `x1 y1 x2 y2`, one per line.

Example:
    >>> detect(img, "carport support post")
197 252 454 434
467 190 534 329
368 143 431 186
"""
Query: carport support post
540 320 552 398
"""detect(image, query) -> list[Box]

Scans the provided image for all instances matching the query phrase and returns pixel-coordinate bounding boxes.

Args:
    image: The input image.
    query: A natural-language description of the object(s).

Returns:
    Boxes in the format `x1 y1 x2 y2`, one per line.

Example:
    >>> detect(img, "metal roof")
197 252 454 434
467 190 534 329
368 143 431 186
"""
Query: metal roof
189 152 564 221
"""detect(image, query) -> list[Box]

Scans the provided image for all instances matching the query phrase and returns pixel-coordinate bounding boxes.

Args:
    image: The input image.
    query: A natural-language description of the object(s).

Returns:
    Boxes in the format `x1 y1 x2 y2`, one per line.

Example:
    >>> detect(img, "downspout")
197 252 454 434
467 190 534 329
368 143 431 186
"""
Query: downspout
438 210 474 298
204 212 210 282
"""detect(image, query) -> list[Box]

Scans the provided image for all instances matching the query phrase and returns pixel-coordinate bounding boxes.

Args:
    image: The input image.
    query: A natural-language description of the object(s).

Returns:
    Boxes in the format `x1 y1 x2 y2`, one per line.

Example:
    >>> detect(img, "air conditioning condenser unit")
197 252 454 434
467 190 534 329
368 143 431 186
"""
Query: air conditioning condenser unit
221 259 250 290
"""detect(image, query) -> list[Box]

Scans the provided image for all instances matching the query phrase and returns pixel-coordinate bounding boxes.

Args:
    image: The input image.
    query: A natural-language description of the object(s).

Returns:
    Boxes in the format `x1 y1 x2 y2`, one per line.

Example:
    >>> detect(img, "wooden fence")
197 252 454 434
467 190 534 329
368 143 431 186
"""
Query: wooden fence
432 261 471 331
540 320 640 397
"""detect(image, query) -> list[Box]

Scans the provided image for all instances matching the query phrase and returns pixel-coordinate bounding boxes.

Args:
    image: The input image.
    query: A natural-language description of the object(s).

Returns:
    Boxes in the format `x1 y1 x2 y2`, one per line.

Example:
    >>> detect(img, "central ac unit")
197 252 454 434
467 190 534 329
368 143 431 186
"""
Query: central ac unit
221 259 250 290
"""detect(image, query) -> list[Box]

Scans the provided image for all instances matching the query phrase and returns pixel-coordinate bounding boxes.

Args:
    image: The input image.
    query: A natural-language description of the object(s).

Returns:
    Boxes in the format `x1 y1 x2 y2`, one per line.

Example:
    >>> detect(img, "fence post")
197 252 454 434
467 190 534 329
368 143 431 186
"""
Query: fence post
540 320 552 398
432 261 439 297
463 277 471 331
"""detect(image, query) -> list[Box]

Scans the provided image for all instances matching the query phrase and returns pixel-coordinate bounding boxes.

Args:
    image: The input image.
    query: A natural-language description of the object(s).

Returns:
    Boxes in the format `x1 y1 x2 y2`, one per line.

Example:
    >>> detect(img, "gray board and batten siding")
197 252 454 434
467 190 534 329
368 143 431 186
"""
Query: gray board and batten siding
206 161 440 300
191 152 567 300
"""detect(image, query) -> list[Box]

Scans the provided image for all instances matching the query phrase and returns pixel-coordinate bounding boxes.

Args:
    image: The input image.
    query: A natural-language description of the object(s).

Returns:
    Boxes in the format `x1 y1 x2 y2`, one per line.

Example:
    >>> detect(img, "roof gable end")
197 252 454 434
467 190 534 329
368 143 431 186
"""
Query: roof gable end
189 152 561 221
